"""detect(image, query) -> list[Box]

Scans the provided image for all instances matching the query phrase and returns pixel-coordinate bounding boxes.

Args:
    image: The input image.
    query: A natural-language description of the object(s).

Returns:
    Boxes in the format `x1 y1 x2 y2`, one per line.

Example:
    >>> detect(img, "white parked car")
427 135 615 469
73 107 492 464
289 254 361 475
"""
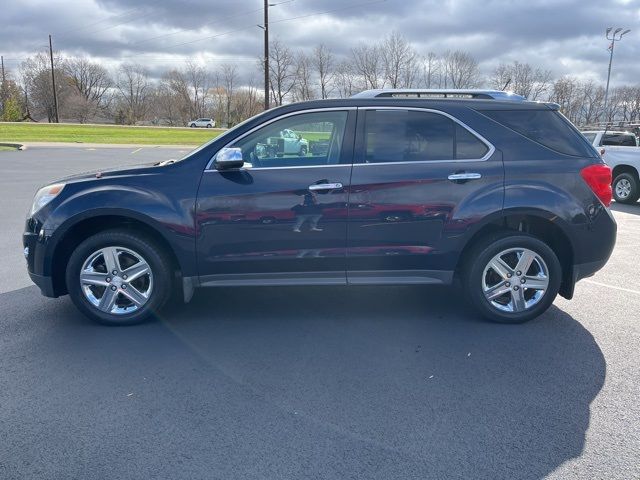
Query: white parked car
583 130 640 204
188 118 215 128
262 129 309 156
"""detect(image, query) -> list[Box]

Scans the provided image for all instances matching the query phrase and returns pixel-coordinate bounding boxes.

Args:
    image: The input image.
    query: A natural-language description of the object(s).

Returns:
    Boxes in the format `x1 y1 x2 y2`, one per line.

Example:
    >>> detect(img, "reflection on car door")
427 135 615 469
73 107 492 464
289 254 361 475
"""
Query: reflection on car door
196 109 356 285
346 107 504 285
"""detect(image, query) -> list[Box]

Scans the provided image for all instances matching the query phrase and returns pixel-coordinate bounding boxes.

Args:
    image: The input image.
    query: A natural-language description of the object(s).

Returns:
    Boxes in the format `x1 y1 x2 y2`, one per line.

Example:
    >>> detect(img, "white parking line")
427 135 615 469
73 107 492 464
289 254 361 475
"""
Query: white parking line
584 279 640 296
131 147 143 154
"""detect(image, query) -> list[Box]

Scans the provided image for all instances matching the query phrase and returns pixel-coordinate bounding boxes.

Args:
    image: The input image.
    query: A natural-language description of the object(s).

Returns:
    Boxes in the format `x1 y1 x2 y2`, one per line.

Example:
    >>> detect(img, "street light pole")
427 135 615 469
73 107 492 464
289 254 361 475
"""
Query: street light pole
603 27 630 122
263 0 269 111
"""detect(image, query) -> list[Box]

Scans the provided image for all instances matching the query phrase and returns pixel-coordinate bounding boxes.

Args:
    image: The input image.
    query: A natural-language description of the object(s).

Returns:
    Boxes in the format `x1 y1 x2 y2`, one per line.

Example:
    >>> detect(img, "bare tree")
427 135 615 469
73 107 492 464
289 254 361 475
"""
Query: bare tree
293 51 314 102
312 44 334 99
549 76 581 123
351 44 383 89
578 80 606 125
232 79 263 123
333 60 358 98
262 38 296 106
222 64 238 126
381 32 419 88
421 52 440 88
64 57 112 109
21 52 70 122
116 64 152 124
442 50 480 89
152 78 186 126
184 61 212 118
490 61 552 100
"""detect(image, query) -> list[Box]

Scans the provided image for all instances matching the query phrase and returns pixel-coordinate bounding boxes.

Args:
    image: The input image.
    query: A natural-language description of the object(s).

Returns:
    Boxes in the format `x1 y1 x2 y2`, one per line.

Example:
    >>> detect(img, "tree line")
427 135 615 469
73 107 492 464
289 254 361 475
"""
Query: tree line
0 32 637 128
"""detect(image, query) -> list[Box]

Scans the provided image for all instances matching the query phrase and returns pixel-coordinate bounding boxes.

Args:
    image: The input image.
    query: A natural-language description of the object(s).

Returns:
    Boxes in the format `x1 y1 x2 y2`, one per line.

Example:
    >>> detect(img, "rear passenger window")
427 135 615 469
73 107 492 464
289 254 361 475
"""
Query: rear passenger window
602 134 637 147
363 110 488 163
482 109 596 157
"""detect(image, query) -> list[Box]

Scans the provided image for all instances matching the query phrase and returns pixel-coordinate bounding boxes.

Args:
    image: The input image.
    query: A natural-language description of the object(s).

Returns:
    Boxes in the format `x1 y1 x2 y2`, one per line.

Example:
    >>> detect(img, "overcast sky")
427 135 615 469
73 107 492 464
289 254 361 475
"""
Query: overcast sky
2 0 639 86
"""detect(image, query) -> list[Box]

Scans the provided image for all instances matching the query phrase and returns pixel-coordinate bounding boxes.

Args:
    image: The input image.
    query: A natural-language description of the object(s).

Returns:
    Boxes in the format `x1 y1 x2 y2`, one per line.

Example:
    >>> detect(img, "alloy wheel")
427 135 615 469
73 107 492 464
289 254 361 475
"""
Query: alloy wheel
481 247 549 313
615 178 632 199
79 246 153 315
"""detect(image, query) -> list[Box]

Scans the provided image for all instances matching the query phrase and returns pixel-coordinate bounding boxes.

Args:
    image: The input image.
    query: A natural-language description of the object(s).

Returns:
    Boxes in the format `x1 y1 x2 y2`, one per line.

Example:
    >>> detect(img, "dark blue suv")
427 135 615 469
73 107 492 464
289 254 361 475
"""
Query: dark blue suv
23 89 617 325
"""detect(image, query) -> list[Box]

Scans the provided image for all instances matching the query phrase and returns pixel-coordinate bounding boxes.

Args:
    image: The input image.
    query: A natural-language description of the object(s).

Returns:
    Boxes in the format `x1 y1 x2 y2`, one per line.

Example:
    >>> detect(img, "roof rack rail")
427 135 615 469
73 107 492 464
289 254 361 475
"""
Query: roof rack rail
351 89 527 101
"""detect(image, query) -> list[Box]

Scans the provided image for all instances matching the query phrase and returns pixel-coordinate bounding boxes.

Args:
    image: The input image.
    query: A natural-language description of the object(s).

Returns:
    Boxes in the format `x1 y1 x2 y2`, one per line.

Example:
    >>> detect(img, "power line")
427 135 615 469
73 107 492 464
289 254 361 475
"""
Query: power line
4 0 386 67
123 0 387 57
116 1 296 48
55 6 146 39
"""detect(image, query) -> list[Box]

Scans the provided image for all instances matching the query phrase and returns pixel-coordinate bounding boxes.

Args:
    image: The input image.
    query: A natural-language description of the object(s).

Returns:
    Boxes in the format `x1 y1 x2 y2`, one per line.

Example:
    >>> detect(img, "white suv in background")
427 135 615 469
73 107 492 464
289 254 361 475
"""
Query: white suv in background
188 118 215 128
582 130 640 204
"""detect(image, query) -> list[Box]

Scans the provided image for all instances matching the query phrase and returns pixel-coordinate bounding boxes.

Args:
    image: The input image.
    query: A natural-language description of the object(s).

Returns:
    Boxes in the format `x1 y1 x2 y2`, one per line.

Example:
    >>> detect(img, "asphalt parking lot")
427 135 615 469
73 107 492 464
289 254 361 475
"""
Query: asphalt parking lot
0 145 638 479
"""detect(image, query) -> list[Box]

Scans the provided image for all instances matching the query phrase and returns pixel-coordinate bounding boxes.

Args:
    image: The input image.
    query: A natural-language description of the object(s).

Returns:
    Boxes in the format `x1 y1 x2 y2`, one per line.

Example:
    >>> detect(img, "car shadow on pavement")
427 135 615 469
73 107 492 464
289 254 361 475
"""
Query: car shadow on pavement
610 202 640 215
0 285 605 480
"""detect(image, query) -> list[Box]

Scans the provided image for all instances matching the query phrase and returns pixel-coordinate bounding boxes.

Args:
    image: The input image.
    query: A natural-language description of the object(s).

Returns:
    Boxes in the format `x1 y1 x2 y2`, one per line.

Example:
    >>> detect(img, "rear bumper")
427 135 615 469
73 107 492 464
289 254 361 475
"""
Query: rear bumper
574 258 609 283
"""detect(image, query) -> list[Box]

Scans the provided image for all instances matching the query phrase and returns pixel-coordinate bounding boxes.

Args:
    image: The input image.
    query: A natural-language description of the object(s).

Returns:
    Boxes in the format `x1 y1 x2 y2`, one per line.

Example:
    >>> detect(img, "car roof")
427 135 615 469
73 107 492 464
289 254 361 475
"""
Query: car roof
582 130 635 135
270 97 556 113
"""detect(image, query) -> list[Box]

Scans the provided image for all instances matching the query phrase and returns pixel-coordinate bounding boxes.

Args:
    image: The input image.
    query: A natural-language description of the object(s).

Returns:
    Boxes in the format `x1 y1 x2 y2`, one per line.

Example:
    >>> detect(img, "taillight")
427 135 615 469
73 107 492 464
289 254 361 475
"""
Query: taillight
580 164 612 207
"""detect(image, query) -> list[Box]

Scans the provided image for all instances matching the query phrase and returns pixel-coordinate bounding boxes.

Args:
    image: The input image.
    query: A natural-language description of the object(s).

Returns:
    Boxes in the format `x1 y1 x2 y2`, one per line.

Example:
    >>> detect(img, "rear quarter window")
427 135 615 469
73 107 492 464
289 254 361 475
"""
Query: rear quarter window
481 109 596 157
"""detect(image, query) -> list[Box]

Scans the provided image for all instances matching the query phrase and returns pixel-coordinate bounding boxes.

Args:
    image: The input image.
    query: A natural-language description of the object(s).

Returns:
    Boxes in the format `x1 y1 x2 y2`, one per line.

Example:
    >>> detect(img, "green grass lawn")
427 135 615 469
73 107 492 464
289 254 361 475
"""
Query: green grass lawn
0 122 225 145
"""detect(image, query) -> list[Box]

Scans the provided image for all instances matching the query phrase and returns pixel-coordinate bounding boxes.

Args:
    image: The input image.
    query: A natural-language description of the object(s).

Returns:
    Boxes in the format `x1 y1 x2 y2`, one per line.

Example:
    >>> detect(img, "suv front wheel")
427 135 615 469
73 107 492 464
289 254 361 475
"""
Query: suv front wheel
464 233 561 323
65 230 172 325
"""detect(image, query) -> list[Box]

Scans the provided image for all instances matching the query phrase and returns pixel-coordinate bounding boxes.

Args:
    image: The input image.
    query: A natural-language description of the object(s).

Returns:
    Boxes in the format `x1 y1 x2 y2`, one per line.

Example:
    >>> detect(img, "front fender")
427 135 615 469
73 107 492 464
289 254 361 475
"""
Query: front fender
39 183 197 278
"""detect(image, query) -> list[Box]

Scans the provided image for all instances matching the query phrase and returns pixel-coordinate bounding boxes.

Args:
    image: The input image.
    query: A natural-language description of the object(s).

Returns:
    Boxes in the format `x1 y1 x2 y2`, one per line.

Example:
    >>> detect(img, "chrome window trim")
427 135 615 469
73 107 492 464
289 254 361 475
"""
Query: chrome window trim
355 106 495 164
204 107 356 172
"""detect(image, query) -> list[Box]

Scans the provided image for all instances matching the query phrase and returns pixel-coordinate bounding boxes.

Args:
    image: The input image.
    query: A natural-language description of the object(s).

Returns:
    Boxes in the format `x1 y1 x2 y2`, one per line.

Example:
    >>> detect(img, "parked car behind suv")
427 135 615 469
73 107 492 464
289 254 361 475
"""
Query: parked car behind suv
582 130 640 204
24 89 616 325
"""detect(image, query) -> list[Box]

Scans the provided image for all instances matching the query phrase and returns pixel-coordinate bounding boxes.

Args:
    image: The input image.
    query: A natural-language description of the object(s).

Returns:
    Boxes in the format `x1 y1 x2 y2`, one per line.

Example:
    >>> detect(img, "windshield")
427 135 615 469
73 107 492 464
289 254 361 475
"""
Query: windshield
582 132 597 143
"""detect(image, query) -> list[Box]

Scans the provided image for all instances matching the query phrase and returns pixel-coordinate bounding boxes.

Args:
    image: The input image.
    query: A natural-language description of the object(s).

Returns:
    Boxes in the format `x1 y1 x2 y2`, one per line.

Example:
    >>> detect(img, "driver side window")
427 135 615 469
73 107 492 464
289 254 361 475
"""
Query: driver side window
230 111 348 168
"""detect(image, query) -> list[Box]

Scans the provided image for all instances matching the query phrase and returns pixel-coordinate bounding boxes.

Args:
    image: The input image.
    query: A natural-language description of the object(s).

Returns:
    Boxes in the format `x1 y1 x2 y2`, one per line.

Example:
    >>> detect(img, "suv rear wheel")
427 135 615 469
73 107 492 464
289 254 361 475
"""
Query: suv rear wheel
612 172 639 204
464 233 561 323
65 230 172 325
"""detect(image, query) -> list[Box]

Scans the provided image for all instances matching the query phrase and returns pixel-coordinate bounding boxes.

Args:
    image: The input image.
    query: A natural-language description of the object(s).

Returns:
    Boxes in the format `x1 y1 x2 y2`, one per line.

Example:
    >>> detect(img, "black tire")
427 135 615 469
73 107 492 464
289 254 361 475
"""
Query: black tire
206 124 212 128
299 145 308 156
612 173 639 204
463 233 562 324
65 230 173 326
189 123 196 128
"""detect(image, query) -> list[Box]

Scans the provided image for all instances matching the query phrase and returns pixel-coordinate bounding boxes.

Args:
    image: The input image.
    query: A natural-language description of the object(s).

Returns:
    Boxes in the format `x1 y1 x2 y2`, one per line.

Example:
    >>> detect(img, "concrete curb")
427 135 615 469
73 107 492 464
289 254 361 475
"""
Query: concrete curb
0 142 26 151
13 142 196 149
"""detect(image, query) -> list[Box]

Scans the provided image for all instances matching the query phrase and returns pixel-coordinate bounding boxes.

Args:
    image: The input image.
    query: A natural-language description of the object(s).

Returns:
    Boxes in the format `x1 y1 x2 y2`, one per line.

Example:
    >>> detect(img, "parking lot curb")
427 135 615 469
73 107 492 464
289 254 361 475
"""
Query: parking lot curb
0 142 26 151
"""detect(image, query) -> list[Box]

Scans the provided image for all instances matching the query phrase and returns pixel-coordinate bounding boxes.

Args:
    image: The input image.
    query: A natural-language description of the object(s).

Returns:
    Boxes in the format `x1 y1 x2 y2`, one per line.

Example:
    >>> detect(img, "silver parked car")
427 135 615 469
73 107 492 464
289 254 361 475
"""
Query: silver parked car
188 118 215 128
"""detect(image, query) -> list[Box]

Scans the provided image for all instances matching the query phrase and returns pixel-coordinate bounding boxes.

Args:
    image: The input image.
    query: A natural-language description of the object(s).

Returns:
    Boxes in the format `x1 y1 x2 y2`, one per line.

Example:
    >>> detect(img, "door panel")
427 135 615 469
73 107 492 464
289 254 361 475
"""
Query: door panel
347 108 504 283
196 109 355 283
197 166 350 280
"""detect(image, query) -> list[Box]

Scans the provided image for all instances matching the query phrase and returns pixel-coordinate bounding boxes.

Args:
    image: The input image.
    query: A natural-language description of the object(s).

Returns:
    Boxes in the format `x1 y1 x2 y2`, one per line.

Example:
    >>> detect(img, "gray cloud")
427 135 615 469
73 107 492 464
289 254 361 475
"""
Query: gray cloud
2 0 639 86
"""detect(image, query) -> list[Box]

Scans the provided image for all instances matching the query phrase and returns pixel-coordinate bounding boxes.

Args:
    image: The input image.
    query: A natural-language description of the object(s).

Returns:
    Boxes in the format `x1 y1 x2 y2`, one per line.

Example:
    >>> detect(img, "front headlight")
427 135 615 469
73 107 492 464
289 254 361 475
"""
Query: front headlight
30 183 65 216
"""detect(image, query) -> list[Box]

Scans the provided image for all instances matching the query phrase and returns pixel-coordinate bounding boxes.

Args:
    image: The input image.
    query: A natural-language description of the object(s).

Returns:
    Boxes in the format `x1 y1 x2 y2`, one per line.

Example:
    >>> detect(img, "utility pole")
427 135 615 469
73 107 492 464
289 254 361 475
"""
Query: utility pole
1 55 6 113
48 34 59 123
1 55 5 88
603 27 630 123
263 0 270 110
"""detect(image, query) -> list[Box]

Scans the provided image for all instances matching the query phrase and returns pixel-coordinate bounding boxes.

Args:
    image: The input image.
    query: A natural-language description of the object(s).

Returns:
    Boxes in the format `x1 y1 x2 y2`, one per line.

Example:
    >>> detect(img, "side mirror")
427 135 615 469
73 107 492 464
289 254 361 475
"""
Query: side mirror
215 147 244 169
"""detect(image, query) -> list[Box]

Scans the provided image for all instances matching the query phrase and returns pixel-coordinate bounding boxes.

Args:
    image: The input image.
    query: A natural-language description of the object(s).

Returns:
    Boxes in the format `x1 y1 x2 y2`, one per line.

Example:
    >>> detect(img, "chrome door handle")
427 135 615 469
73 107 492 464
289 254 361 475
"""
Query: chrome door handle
447 172 482 181
308 183 343 191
